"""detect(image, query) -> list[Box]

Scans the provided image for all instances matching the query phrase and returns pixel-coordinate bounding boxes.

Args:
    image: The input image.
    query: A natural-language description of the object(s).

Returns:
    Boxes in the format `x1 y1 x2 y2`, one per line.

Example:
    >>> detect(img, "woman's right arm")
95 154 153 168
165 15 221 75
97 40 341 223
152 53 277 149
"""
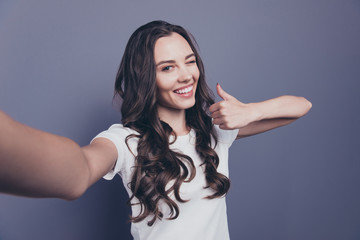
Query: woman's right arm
0 110 117 200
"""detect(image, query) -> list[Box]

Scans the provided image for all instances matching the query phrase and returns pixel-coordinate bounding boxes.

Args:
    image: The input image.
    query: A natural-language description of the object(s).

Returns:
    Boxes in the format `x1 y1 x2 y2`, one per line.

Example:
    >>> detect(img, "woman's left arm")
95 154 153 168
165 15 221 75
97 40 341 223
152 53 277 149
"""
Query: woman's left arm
209 84 312 139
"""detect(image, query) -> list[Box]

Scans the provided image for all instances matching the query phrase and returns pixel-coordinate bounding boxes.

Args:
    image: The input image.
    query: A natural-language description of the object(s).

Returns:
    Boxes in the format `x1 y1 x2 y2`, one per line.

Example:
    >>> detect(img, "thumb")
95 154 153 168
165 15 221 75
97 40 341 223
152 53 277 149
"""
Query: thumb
216 83 233 101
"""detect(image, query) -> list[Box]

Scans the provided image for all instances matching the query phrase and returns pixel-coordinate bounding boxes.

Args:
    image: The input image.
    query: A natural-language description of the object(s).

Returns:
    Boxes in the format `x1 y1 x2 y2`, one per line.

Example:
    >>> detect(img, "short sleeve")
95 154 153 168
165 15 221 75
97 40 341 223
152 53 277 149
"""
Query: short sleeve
213 124 238 148
91 124 137 180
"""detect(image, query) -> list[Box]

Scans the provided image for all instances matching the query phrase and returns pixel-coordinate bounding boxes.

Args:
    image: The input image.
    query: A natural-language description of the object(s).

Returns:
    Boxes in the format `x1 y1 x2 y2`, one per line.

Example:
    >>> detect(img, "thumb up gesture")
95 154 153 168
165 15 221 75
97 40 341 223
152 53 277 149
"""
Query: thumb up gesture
209 83 257 130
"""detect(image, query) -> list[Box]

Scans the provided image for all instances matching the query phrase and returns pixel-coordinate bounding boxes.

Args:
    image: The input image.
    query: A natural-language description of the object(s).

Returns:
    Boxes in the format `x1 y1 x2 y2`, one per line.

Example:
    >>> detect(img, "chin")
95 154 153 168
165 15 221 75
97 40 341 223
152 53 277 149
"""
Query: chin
183 101 196 110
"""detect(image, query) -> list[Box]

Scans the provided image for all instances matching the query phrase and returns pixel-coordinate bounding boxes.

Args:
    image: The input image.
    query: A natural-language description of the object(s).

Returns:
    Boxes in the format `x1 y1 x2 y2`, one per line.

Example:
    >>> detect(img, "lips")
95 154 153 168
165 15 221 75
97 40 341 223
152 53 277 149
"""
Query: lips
173 85 193 94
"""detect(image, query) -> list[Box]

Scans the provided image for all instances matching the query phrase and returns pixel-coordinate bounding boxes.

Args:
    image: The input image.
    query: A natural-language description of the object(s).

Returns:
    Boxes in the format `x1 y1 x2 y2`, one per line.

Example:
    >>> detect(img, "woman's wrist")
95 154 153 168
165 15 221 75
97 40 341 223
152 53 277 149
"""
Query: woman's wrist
247 102 265 123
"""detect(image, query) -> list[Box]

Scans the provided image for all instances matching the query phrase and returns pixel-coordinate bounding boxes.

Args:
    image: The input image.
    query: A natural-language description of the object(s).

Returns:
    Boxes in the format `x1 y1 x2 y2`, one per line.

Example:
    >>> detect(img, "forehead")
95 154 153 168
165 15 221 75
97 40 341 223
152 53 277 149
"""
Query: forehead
154 33 193 61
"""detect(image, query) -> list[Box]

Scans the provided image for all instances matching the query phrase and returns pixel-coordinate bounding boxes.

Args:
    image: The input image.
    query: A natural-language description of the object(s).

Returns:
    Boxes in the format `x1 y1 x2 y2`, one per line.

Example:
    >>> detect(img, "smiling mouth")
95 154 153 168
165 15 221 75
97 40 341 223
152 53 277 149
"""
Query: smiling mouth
174 85 193 94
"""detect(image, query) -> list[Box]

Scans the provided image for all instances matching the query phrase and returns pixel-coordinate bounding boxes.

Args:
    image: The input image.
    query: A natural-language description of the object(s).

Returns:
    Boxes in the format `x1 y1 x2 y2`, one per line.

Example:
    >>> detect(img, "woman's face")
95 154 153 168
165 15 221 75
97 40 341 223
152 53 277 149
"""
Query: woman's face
154 33 200 114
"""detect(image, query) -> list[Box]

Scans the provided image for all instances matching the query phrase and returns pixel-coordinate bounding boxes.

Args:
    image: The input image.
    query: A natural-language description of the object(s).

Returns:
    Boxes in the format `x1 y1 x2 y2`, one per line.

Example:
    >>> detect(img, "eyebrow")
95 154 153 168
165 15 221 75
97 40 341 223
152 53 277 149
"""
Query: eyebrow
156 53 196 67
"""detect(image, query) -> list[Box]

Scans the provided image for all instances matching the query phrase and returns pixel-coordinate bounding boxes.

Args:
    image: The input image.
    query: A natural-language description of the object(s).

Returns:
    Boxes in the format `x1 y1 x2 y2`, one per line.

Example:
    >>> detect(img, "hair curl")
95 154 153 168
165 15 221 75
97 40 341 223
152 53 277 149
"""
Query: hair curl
114 20 230 226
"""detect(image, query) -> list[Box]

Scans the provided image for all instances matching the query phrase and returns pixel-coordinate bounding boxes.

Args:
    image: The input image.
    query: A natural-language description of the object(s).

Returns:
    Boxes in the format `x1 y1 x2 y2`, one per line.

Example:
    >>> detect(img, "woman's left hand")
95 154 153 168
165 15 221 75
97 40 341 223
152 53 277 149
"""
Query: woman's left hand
209 83 259 130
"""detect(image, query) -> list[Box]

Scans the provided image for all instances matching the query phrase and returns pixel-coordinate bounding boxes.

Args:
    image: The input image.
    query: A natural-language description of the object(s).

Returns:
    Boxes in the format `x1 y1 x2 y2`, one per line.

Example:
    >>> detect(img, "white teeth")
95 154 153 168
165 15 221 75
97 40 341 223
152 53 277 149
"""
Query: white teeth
175 85 193 94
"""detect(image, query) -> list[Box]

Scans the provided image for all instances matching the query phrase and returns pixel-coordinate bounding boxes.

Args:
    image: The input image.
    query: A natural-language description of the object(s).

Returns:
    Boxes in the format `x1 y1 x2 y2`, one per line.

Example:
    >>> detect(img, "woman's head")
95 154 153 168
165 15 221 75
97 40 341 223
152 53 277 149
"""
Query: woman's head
154 32 199 116
115 20 213 125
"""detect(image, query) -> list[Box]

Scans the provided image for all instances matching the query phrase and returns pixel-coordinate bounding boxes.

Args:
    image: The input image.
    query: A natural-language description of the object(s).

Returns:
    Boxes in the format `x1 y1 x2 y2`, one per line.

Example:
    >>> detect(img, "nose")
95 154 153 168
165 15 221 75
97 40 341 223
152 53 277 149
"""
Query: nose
178 66 192 83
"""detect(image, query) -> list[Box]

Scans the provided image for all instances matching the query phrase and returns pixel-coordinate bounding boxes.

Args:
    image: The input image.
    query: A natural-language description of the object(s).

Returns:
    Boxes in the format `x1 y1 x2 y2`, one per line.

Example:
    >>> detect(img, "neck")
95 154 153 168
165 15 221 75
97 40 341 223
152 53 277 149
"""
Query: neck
157 106 189 136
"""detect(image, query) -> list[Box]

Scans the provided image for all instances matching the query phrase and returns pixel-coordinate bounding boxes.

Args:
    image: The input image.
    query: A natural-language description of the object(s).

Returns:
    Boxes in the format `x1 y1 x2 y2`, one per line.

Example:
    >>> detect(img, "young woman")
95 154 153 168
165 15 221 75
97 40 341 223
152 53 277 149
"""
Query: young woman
0 21 312 239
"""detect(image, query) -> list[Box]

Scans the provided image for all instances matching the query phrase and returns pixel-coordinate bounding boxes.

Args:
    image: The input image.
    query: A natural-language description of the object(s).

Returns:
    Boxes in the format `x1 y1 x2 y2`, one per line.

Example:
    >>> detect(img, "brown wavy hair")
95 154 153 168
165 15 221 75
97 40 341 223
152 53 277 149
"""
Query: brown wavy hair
114 20 230 226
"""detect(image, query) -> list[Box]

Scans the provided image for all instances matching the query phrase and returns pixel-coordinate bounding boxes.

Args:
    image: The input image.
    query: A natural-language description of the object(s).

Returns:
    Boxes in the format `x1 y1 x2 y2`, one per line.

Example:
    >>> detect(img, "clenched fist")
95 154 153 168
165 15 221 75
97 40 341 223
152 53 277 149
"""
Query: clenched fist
209 83 259 130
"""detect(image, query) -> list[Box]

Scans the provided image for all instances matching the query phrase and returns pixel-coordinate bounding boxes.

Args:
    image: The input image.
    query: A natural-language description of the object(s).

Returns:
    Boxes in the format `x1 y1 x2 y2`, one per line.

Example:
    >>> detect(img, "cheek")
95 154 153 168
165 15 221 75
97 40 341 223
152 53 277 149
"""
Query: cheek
157 82 172 92
193 66 200 81
156 75 177 92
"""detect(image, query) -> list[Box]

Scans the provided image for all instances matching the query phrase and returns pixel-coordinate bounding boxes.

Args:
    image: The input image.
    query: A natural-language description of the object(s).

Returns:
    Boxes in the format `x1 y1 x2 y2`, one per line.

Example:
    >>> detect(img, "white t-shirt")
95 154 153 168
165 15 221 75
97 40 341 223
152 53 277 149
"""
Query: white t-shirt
93 124 238 240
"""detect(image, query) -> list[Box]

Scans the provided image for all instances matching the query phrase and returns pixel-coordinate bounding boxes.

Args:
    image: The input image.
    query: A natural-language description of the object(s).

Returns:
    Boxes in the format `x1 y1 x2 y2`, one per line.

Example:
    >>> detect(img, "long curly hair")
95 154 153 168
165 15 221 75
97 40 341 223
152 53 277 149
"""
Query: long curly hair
114 20 230 226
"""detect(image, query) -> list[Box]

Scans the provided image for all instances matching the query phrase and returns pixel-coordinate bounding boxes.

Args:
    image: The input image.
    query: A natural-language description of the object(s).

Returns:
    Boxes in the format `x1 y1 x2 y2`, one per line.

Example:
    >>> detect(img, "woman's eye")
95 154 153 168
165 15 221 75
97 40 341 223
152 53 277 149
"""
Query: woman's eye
162 66 173 71
187 60 196 64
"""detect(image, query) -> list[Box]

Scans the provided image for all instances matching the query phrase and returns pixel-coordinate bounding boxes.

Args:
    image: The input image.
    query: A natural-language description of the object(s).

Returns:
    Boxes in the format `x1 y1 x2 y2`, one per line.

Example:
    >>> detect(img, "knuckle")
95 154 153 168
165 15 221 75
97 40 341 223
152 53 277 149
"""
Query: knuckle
218 109 226 116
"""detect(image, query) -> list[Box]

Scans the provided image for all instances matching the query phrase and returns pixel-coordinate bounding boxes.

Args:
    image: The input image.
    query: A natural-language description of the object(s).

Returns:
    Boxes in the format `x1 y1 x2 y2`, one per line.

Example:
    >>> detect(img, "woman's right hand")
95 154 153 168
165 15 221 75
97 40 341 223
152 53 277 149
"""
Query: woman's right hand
0 110 117 200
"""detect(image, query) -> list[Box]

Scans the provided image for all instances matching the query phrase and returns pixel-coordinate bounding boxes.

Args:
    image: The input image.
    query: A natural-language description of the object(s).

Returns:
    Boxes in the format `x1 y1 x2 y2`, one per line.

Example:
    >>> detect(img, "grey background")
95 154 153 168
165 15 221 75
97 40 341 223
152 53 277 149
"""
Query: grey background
0 0 359 239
